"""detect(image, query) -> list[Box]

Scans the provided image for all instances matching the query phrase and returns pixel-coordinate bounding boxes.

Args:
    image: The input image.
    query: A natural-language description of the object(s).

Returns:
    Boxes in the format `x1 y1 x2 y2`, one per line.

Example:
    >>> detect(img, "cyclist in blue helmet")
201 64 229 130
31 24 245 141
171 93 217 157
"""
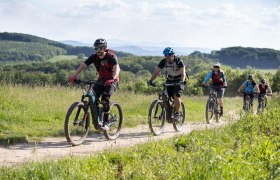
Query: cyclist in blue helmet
148 47 186 121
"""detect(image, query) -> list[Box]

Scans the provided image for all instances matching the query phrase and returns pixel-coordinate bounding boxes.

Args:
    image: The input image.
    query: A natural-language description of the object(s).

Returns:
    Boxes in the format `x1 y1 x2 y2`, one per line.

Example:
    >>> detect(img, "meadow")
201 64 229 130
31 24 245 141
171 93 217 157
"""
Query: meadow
0 97 279 179
0 84 243 145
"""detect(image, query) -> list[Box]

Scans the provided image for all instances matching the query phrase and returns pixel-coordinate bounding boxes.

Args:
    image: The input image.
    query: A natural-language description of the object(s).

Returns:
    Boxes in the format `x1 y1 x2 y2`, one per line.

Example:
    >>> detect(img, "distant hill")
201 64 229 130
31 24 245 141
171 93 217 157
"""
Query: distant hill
61 38 211 56
0 32 133 61
190 46 280 69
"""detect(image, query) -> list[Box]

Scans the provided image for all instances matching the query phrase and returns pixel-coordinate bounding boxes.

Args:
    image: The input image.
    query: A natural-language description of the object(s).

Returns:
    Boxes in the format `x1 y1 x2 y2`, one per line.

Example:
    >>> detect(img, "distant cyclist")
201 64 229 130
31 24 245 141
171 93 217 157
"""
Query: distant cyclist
237 74 259 110
147 47 186 120
69 38 120 131
257 79 272 111
202 62 227 116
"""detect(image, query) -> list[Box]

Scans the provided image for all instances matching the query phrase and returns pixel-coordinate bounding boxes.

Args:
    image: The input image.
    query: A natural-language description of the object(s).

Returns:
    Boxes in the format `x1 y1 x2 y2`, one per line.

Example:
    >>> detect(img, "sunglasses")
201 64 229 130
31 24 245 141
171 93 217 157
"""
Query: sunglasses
213 66 220 68
94 46 104 51
165 53 174 57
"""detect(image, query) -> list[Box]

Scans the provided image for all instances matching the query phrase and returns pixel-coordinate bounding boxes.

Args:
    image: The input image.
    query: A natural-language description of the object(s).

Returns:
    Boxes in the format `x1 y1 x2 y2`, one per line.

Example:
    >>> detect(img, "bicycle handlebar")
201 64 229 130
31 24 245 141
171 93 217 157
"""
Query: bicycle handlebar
200 84 227 88
75 79 98 85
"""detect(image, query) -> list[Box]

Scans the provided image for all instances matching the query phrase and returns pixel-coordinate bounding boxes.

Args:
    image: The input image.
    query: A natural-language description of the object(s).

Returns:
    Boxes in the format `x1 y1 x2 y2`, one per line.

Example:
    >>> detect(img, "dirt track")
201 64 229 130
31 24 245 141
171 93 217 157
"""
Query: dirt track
0 112 237 167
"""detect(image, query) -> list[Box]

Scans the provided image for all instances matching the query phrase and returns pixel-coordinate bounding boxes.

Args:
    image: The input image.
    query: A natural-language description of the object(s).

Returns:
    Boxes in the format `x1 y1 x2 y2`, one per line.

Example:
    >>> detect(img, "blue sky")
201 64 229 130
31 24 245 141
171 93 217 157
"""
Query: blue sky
1 0 280 49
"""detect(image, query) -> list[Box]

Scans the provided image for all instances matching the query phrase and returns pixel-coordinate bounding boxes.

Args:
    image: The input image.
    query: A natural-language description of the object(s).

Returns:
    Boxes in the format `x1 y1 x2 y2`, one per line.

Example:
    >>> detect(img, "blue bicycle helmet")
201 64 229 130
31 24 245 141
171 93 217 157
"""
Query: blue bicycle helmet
163 47 175 56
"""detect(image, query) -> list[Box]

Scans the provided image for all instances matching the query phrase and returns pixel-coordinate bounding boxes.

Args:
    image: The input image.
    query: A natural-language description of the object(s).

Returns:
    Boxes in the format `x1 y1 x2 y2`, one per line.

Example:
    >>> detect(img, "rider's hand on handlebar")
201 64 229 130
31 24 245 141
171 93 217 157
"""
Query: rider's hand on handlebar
147 80 156 87
69 75 77 84
104 79 116 86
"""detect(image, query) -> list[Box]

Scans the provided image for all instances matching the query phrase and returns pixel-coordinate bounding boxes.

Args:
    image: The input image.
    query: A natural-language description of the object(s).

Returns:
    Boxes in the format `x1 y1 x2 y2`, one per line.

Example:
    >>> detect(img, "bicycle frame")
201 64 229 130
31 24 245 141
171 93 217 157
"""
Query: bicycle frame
158 83 178 122
79 81 103 130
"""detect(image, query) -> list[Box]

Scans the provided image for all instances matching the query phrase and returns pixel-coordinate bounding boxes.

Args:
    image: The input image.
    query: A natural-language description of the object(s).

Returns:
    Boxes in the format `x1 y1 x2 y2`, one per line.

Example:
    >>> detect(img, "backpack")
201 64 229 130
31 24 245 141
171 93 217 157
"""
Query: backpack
245 80 256 88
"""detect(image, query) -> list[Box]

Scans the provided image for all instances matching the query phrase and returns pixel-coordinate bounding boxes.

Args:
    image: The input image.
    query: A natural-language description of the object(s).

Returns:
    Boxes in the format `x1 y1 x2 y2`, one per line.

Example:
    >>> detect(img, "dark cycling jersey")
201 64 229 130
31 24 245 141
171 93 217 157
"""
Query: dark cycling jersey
158 56 185 81
84 52 119 81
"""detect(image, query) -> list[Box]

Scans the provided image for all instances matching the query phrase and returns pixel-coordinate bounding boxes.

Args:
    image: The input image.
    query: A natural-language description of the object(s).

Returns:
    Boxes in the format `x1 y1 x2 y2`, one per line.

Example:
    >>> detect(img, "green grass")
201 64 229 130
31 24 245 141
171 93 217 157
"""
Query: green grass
0 100 279 179
0 84 242 144
47 55 77 62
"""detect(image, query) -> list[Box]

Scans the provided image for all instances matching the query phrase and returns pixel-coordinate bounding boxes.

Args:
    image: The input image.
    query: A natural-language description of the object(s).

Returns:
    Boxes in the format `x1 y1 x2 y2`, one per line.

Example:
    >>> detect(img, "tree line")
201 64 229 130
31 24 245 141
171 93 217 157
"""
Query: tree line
0 32 133 61
190 46 280 69
0 56 279 96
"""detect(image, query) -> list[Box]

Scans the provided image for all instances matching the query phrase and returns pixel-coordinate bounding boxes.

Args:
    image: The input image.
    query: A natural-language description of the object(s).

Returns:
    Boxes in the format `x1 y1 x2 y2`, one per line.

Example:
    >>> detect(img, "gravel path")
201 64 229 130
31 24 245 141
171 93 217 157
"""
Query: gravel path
0 112 237 167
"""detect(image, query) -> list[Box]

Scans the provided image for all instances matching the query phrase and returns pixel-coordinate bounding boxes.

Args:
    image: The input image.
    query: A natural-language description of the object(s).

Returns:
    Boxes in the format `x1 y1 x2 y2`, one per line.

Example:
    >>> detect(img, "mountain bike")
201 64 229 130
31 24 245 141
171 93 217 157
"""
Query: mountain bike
64 80 123 146
240 91 255 113
148 82 185 136
202 85 223 124
257 93 271 114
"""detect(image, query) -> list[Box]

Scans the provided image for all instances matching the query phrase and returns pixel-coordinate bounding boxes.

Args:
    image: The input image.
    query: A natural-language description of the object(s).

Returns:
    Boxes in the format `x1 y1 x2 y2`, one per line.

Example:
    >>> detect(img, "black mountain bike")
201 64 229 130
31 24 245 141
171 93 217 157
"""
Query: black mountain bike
148 82 185 136
203 85 222 124
64 80 123 146
240 91 255 113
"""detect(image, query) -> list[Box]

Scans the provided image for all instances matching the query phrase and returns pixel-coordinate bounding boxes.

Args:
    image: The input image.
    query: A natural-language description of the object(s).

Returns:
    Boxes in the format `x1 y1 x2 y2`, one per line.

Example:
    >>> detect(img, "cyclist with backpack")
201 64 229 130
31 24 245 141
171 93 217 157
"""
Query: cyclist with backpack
257 79 272 111
69 38 120 131
237 74 260 110
147 47 186 120
202 63 227 116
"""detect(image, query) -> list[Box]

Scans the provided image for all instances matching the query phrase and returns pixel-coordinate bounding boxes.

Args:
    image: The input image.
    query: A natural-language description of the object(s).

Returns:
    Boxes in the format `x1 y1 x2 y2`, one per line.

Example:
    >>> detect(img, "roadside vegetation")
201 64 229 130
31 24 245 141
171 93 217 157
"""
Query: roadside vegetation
0 84 243 145
0 98 279 179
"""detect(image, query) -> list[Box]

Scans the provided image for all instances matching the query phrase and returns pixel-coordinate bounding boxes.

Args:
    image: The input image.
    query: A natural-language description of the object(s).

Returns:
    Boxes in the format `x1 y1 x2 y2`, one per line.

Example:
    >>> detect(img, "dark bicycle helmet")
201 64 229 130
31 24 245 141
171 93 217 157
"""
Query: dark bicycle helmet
163 47 175 55
93 38 107 47
261 79 266 83
248 74 254 80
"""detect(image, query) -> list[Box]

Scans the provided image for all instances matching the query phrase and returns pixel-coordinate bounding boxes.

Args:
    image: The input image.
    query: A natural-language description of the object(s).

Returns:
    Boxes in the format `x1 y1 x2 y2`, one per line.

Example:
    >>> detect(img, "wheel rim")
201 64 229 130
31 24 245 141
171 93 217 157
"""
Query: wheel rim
106 103 122 137
67 105 89 145
173 102 185 131
206 100 214 123
149 101 165 135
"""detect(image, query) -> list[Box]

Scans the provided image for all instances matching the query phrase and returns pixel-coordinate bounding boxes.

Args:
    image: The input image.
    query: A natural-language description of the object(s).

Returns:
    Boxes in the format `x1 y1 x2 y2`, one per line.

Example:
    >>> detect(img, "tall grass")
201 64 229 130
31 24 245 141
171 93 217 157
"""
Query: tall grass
0 100 279 179
0 84 242 144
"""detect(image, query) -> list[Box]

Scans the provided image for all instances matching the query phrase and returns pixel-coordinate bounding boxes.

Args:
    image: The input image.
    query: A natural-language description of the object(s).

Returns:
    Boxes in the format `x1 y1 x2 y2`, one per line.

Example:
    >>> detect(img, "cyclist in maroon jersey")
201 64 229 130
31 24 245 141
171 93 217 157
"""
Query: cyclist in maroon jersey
69 38 120 131
257 79 272 112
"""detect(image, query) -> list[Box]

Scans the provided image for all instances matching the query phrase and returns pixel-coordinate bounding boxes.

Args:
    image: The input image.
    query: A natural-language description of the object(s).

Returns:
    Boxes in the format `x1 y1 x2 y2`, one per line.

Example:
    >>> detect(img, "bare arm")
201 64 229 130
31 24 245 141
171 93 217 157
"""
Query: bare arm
150 67 161 81
254 85 260 94
72 63 87 76
238 85 245 92
112 64 120 80
180 67 186 81
267 86 272 95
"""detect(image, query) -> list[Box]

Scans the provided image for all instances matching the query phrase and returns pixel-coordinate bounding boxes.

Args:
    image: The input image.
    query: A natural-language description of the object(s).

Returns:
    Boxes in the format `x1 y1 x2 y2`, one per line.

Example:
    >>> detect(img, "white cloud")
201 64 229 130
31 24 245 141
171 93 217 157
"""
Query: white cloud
1 0 280 49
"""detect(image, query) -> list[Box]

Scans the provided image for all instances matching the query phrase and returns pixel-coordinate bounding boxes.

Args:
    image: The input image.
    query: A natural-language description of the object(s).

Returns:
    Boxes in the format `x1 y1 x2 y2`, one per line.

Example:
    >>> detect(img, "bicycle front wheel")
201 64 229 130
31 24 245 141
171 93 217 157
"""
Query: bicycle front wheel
206 99 214 124
103 102 123 140
64 102 90 146
148 100 166 136
173 102 185 132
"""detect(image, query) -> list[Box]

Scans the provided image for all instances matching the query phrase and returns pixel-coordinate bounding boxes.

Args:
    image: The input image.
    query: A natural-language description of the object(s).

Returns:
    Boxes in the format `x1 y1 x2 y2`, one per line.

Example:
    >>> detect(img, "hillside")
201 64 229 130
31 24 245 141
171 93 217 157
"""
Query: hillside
190 46 280 69
0 32 133 61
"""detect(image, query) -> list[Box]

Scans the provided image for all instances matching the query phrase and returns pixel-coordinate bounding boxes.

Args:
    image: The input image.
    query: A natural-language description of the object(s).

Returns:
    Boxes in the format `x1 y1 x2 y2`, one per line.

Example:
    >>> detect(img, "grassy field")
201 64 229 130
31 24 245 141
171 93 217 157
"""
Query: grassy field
0 84 244 144
0 99 279 179
47 55 78 62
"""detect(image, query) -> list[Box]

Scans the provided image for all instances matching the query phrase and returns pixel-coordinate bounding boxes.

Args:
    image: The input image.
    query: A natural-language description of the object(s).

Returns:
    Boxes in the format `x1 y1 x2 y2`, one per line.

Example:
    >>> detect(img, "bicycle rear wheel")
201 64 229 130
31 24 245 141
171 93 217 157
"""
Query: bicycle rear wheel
64 102 90 146
103 102 123 140
148 100 165 136
173 102 185 132
206 99 214 124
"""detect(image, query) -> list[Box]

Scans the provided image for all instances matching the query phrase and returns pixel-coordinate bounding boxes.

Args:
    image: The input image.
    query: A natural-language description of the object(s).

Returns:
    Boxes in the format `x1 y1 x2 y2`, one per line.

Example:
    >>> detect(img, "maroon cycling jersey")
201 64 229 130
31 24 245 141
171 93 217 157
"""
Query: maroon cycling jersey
212 70 224 86
258 84 268 94
84 51 119 81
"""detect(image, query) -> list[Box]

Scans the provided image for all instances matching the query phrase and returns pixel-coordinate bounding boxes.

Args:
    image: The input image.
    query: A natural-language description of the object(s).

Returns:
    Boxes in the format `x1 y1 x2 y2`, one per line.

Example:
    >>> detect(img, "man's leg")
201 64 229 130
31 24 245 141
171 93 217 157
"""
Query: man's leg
173 83 184 120
101 82 117 129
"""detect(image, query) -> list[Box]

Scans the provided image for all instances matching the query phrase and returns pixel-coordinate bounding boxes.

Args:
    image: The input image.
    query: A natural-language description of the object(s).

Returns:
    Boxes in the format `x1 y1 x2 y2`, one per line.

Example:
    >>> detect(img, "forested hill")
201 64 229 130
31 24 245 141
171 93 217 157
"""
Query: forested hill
190 46 280 69
0 32 133 61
